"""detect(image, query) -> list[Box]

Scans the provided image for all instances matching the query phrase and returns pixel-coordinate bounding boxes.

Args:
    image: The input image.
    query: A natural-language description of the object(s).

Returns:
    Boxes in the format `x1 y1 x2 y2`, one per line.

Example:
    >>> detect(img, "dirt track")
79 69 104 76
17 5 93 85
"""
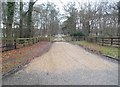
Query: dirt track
3 42 118 85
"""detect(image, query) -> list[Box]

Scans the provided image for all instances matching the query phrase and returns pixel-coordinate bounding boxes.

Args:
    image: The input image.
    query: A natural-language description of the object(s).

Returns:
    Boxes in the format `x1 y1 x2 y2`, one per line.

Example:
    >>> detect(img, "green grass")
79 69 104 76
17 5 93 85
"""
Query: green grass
73 41 119 58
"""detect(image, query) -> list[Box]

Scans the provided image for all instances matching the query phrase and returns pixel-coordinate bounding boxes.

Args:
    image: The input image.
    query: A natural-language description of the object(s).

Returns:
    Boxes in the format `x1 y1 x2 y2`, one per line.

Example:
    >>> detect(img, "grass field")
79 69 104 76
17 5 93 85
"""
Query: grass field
72 41 119 59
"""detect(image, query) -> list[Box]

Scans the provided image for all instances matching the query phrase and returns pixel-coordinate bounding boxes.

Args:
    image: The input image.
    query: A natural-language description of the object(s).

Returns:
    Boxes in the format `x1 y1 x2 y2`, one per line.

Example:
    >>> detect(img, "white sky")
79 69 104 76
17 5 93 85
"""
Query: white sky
2 0 119 14
34 0 119 14
1 0 119 26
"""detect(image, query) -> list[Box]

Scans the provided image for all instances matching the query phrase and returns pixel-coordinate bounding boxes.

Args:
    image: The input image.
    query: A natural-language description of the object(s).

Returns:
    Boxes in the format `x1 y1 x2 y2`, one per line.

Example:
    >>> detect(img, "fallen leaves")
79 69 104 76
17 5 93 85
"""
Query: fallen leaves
2 41 51 74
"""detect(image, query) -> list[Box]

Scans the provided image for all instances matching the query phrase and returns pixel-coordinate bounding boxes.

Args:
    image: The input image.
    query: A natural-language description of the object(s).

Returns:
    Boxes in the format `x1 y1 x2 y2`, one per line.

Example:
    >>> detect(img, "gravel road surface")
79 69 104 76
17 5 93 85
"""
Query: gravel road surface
3 42 118 85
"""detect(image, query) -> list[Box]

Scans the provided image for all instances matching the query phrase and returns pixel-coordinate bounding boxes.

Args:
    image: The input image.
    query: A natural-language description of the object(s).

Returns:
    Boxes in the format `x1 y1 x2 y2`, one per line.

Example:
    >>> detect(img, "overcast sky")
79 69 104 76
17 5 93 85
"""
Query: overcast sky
2 0 119 14
34 0 119 14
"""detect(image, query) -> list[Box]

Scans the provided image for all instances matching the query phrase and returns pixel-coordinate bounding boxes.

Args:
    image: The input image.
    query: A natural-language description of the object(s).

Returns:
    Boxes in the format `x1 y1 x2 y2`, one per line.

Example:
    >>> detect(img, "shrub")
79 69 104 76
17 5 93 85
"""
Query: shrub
70 31 85 36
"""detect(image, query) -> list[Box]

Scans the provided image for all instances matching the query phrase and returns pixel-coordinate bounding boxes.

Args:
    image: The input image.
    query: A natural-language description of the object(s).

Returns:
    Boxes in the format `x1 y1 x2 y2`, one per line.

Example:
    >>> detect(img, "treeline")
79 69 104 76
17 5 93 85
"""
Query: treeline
1 0 59 49
0 0 120 49
61 1 120 37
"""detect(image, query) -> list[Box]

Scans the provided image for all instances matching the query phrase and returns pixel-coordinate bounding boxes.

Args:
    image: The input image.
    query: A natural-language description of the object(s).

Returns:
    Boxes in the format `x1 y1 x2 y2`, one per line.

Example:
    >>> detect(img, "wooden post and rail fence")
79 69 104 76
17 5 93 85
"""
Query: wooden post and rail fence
1 36 50 52
71 36 120 48
1 36 120 51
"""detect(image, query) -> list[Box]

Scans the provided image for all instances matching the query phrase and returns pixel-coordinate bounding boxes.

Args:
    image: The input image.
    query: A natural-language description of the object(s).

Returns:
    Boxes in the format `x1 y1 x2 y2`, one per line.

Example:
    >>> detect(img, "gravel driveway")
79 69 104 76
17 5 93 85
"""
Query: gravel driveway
2 42 118 85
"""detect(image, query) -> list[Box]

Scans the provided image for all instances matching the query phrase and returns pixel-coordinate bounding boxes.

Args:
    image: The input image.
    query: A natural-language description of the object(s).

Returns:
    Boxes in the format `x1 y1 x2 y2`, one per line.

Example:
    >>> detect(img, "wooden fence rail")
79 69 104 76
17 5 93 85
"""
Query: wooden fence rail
72 36 120 48
1 36 50 51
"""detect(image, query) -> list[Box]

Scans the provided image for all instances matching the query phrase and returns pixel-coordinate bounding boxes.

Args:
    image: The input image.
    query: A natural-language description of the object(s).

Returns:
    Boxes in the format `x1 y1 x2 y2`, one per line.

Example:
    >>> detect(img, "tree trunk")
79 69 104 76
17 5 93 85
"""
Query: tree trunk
6 2 15 50
118 1 120 25
118 2 120 37
19 0 23 38
26 0 34 38
2 2 7 38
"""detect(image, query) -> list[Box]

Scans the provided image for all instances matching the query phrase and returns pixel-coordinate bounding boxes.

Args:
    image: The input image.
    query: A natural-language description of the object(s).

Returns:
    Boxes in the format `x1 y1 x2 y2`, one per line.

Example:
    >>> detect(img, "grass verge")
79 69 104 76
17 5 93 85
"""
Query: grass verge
72 41 119 59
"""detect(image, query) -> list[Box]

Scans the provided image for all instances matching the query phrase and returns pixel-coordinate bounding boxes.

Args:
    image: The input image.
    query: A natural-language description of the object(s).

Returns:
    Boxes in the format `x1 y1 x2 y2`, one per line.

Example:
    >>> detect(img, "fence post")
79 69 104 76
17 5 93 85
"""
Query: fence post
32 38 34 44
29 39 31 46
23 39 25 47
35 38 36 43
14 39 17 49
83 36 85 40
95 37 97 43
37 37 38 42
90 37 92 42
102 38 104 46
37 37 39 42
111 38 113 46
